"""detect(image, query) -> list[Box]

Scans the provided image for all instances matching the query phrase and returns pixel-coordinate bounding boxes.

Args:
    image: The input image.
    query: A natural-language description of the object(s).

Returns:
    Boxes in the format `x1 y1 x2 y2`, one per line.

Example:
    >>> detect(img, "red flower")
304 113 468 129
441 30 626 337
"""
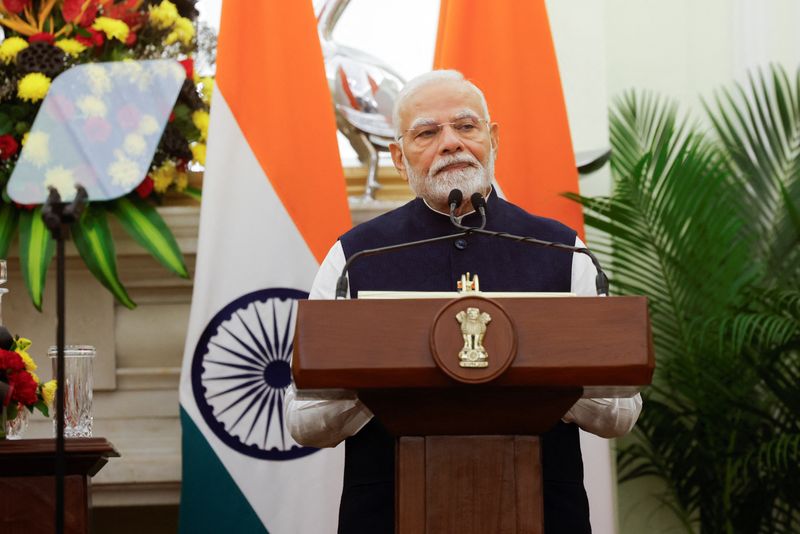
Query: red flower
168 111 175 122
179 58 194 80
0 349 24 371
13 203 36 211
29 32 55 44
136 176 154 199
125 31 137 46
2 0 30 15
79 0 99 27
0 135 19 161
75 27 104 48
61 0 83 22
8 370 37 406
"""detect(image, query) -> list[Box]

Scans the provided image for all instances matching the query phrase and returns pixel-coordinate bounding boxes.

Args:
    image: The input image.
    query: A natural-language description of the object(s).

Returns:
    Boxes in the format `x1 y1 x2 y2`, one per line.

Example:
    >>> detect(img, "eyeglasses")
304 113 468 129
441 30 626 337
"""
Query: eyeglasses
398 117 487 149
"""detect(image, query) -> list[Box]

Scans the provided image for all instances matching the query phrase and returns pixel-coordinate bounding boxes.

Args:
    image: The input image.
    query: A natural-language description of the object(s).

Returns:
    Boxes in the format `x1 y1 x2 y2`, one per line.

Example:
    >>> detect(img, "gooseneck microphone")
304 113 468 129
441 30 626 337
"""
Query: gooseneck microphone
463 191 610 296
470 192 487 230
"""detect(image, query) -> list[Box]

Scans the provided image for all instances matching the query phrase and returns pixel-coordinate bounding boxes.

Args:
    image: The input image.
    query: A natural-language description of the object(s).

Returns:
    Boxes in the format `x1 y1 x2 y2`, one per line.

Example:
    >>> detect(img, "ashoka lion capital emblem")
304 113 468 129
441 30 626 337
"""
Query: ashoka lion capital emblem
456 307 492 368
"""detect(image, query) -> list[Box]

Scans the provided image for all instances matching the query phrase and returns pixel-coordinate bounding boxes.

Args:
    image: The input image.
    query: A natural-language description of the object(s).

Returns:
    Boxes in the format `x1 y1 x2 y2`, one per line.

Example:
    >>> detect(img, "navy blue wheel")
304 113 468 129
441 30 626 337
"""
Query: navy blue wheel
191 288 318 460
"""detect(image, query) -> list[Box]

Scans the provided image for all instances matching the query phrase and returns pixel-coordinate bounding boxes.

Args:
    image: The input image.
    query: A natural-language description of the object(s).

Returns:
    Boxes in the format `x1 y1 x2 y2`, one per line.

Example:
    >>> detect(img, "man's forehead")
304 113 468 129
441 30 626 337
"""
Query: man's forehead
400 81 484 126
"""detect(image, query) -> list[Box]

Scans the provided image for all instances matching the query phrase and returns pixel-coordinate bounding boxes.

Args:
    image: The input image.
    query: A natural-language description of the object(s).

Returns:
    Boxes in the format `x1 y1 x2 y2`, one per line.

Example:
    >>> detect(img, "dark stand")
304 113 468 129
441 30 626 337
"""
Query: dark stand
41 185 88 534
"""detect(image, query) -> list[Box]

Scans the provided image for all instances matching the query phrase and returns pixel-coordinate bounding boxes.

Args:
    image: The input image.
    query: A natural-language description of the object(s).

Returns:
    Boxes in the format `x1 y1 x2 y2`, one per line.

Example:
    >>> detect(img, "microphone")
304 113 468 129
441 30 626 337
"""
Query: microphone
448 189 465 229
470 192 487 229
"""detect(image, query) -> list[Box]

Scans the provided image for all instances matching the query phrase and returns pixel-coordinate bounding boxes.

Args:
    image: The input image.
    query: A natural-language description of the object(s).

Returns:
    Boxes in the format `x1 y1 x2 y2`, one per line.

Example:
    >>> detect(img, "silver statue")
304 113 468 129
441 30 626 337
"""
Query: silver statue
317 0 405 200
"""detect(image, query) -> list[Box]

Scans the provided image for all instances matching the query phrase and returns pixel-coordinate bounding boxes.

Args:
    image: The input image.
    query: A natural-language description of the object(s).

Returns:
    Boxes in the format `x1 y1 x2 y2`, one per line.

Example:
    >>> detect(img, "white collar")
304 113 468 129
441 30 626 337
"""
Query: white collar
421 186 495 223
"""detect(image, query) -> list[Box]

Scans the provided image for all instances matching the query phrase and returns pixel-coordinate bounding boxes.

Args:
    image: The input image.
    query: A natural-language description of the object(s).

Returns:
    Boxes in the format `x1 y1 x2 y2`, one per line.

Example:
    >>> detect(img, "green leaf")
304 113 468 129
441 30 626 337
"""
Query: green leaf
0 202 19 258
18 208 55 311
110 197 188 278
183 186 202 202
71 205 136 309
0 113 12 135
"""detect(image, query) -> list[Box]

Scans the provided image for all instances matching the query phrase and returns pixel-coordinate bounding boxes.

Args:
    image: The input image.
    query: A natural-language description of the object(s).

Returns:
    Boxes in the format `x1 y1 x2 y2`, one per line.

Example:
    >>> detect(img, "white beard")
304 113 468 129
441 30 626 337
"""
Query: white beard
404 151 495 208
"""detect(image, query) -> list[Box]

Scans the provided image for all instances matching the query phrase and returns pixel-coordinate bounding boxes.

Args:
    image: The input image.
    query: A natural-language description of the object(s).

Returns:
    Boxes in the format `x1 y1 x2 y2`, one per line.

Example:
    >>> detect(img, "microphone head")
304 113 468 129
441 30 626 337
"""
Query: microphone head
470 192 487 210
448 189 463 208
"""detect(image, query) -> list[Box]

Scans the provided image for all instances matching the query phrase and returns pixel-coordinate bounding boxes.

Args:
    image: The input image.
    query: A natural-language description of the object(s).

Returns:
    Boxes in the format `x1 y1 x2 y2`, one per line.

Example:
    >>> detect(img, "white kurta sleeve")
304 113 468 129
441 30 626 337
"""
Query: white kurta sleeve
566 236 643 438
285 241 374 448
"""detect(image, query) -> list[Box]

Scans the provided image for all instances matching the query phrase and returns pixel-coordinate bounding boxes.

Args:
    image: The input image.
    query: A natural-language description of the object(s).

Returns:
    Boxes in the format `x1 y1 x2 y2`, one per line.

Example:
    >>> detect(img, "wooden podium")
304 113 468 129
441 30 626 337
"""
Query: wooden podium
293 296 653 533
0 438 119 534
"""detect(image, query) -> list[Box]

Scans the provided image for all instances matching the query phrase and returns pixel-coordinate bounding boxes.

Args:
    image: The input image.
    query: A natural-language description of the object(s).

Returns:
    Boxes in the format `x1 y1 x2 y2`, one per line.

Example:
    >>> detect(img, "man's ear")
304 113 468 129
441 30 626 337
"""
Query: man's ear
389 142 408 181
489 122 499 153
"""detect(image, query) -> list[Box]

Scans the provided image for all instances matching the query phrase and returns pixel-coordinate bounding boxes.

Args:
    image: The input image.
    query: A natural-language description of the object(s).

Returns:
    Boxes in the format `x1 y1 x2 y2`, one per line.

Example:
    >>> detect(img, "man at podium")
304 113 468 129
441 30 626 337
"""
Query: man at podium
287 70 642 533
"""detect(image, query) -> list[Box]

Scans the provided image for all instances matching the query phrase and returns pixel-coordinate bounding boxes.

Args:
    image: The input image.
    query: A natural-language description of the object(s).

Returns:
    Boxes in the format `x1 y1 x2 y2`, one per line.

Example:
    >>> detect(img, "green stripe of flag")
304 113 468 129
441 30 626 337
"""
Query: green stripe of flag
179 407 268 534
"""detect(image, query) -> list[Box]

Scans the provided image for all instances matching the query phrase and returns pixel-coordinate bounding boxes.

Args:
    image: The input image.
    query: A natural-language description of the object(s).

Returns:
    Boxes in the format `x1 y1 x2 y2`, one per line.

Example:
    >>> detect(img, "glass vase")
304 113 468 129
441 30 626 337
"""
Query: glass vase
5 404 29 439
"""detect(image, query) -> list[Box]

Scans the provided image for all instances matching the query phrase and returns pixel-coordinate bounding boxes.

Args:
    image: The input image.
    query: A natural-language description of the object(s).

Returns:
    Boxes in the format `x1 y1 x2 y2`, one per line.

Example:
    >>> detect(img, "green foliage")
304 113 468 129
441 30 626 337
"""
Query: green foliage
17 207 55 311
569 66 800 533
111 196 189 279
71 205 136 310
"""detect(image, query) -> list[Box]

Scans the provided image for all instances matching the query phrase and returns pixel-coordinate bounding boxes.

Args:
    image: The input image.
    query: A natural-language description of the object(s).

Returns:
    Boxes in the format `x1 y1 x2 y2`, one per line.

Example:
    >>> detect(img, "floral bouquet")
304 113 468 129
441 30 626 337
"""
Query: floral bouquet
0 330 56 439
0 0 212 310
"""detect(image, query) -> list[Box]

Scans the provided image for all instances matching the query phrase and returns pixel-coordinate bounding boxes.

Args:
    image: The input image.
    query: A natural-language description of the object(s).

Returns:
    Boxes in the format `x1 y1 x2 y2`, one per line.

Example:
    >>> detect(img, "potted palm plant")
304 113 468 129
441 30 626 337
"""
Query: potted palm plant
568 66 800 533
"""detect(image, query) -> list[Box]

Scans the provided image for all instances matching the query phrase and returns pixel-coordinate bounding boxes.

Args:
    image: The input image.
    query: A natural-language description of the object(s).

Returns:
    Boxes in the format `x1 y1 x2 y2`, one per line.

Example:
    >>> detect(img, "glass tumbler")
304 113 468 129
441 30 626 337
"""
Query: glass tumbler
49 345 95 437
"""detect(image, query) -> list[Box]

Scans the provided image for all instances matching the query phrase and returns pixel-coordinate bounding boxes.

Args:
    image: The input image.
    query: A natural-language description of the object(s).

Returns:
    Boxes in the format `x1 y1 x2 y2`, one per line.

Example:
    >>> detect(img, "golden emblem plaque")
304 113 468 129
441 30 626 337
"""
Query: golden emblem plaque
456 307 492 368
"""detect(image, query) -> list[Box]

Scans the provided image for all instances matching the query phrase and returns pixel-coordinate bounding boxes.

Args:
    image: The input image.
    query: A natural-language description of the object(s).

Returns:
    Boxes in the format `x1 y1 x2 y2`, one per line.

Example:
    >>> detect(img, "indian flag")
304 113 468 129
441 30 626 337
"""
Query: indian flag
178 1 351 532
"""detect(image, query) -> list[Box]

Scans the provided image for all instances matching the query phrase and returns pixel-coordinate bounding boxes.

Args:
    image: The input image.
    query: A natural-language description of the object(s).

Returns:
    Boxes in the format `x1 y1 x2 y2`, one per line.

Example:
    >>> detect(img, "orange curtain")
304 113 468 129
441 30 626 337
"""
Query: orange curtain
434 0 583 236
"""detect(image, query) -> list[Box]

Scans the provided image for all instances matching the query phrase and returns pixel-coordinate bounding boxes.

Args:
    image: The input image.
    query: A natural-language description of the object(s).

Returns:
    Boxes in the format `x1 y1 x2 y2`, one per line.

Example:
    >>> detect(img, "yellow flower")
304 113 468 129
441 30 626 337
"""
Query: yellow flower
108 153 141 187
22 131 50 167
124 133 147 156
199 76 214 105
42 380 57 407
55 39 87 57
175 170 188 192
17 72 51 103
18 351 37 372
93 17 130 43
30 372 40 385
165 17 195 46
190 142 206 166
192 110 209 140
14 338 32 352
77 95 107 118
138 115 159 135
151 161 176 193
86 64 112 94
0 36 28 64
149 0 179 29
45 166 77 198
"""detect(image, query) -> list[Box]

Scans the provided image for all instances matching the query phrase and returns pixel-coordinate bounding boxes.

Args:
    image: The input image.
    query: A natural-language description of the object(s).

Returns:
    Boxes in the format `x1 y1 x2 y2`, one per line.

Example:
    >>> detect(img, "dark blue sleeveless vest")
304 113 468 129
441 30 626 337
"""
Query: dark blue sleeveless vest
337 193 592 534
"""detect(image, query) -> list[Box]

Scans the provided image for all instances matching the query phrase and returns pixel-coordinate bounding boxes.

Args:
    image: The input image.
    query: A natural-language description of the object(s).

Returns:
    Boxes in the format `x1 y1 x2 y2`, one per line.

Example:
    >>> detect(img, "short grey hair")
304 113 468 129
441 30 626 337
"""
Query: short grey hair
392 70 491 139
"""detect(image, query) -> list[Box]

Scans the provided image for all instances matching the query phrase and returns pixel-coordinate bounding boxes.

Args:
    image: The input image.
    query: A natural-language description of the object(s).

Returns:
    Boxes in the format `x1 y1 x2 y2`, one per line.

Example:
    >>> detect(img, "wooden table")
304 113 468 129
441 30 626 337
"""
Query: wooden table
0 438 119 534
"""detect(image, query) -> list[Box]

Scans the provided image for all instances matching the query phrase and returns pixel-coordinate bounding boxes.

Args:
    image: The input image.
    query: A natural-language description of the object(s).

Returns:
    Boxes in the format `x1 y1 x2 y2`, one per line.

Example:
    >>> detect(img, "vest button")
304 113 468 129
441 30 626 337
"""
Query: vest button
454 238 468 250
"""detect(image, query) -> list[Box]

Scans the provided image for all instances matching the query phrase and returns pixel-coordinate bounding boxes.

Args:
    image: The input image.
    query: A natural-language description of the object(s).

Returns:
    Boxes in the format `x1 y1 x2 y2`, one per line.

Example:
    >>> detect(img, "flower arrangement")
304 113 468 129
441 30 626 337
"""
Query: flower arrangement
0 0 212 310
0 332 55 439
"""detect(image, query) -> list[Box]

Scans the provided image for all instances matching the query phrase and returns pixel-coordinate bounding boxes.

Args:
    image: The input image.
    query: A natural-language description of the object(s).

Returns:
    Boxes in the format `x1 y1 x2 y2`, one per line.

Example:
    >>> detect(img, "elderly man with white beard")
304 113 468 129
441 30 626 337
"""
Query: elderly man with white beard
285 70 642 534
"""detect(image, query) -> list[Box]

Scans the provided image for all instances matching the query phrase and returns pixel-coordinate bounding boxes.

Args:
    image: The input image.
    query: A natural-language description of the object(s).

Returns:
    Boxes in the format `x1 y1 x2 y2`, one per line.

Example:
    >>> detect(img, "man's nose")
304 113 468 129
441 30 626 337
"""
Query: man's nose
437 124 464 154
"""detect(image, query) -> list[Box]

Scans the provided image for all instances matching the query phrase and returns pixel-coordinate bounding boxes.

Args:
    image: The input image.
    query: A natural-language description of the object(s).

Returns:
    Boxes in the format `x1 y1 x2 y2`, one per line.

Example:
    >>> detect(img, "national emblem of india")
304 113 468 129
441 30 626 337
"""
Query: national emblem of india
455 307 492 368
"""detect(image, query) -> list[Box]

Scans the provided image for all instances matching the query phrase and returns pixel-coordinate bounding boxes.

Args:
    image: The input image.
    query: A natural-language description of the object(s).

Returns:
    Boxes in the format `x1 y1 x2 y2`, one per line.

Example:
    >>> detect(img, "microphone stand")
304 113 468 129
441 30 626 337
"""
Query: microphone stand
41 185 88 534
454 195 610 296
